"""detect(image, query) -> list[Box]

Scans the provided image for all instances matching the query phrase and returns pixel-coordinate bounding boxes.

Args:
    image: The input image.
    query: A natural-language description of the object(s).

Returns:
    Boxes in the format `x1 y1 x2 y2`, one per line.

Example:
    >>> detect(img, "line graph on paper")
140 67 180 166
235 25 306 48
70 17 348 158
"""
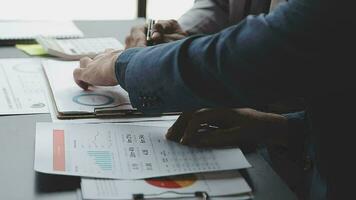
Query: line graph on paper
57 129 118 175
78 130 114 149
0 59 48 115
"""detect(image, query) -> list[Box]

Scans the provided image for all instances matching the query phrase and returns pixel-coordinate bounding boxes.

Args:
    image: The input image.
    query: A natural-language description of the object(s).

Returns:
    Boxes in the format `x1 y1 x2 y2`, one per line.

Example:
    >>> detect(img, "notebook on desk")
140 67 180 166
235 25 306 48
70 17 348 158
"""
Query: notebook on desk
0 21 83 45
42 59 139 119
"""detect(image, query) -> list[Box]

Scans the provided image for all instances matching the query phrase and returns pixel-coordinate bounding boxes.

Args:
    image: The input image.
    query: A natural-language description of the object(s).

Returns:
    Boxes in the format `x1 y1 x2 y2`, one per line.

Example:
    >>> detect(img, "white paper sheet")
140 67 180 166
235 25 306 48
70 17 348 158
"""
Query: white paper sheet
0 58 49 115
81 171 252 200
35 123 251 179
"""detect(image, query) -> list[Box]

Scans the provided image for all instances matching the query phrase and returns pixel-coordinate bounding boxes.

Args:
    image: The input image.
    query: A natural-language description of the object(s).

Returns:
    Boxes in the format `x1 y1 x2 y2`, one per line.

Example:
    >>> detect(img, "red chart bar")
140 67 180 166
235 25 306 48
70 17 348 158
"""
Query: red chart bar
53 129 65 171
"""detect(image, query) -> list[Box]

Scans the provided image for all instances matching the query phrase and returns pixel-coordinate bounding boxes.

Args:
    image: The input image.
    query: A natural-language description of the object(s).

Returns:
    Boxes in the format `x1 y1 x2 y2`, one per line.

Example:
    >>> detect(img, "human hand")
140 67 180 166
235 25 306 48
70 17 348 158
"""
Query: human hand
125 19 188 49
73 49 122 90
125 25 147 49
150 19 188 44
166 108 288 150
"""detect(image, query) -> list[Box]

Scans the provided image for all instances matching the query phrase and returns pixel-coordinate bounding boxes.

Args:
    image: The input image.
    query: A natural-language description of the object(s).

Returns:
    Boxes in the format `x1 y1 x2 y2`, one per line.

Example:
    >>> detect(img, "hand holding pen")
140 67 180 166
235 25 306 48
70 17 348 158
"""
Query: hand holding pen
125 19 188 49
147 19 188 45
165 108 288 150
146 19 156 46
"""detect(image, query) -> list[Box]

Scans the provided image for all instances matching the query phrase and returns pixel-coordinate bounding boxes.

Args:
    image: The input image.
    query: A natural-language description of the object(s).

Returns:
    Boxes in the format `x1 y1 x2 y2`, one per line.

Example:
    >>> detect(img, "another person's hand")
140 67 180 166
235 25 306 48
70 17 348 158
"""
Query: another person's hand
73 49 122 90
125 25 147 49
125 19 188 49
150 20 188 44
166 108 288 150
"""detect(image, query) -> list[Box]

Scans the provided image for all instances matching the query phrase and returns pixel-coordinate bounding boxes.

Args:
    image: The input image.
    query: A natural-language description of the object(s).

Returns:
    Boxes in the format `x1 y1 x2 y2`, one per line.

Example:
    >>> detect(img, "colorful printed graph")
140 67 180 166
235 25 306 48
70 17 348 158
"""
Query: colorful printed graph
72 94 114 106
145 175 197 189
87 151 113 171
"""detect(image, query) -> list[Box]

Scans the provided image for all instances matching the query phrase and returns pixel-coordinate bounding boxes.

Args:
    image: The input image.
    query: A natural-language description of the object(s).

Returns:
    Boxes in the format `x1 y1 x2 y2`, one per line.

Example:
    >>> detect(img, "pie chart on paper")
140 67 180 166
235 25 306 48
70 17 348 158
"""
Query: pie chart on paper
72 93 114 106
145 174 197 189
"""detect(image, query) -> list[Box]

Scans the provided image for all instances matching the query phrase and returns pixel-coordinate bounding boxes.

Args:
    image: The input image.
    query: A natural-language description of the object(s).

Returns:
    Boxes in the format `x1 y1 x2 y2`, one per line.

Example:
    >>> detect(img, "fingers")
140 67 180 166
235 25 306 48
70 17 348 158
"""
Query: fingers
151 31 163 42
92 53 106 60
193 127 257 152
194 127 241 147
104 48 115 53
80 57 92 68
151 21 163 35
180 109 219 145
73 68 90 90
162 33 188 43
151 20 186 44
151 23 164 43
92 49 116 60
165 108 263 152
180 117 206 145
155 20 180 33
175 109 252 148
166 112 194 142
166 109 216 144
74 57 94 90
125 20 186 48
125 25 147 49
93 49 115 59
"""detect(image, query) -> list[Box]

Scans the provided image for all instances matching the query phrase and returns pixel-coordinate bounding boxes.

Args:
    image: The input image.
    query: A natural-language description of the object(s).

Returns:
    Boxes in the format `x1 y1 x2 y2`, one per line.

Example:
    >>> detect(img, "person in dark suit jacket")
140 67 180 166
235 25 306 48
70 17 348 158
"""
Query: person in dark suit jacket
73 0 355 199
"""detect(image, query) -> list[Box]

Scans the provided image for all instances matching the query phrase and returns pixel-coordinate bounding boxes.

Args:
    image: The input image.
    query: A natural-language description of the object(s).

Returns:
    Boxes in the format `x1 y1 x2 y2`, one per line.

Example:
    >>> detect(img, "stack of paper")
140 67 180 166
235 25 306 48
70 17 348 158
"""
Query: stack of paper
81 171 252 200
35 123 251 179
0 58 49 115
34 122 253 199
0 21 83 40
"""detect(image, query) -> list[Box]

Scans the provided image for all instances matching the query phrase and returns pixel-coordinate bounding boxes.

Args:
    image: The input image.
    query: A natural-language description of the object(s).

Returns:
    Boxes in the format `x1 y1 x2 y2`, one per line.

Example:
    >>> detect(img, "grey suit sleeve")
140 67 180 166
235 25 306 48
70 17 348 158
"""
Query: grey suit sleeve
178 0 230 34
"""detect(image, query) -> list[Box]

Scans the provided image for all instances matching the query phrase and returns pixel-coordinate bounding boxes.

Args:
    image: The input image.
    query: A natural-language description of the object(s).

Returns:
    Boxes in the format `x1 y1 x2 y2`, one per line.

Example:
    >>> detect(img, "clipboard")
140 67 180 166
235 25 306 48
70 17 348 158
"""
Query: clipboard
42 59 134 119
45 81 179 120
131 191 255 200
133 191 210 200
42 59 179 119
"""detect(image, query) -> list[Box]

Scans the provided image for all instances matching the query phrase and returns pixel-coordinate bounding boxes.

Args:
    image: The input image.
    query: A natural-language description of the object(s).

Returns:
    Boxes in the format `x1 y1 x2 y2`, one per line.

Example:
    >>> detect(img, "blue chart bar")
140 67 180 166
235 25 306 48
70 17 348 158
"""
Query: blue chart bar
87 151 113 171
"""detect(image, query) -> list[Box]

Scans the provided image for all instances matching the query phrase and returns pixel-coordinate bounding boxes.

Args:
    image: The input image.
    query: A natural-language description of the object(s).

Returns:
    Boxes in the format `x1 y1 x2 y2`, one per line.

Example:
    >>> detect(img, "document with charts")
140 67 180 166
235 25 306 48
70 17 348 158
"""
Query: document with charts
0 58 49 115
42 60 135 119
34 123 251 179
81 171 252 200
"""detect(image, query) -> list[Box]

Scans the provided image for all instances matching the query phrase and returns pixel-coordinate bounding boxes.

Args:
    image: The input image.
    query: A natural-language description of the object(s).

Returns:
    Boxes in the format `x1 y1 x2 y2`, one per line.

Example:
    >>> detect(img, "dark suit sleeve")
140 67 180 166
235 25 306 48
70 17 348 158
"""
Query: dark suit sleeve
115 0 339 113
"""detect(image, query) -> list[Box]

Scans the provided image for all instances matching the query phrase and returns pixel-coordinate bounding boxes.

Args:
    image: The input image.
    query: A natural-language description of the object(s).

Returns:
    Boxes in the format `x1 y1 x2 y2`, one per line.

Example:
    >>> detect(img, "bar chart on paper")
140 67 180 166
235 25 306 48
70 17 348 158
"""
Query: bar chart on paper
50 127 119 177
87 151 113 171
35 123 251 179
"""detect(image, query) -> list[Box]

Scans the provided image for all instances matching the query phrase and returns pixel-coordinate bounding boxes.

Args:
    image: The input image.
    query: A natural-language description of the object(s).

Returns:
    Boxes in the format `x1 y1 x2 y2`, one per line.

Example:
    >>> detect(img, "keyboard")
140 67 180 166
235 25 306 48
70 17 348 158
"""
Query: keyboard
36 36 124 60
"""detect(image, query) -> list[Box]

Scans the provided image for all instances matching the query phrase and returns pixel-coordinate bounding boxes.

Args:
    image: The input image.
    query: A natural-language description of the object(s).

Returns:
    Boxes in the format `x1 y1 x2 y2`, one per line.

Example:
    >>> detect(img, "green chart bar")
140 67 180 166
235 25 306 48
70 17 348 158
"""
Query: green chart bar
87 151 113 171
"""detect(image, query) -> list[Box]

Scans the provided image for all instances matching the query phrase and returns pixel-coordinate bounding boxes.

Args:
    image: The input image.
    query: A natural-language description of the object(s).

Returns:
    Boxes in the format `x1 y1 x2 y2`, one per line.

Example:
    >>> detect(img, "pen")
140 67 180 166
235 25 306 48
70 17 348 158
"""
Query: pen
197 123 220 133
146 19 155 46
180 123 219 143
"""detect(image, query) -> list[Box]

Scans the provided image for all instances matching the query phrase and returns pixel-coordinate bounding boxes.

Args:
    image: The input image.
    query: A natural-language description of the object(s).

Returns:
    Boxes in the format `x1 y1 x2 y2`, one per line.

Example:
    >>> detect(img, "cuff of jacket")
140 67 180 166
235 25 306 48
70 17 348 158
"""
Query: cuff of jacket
115 47 143 90
283 111 306 131
282 111 308 162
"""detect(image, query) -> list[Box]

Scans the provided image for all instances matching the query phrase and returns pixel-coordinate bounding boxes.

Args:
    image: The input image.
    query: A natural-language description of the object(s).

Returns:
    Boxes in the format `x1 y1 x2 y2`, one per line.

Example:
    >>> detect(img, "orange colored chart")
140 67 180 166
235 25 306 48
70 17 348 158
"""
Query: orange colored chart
145 175 197 189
